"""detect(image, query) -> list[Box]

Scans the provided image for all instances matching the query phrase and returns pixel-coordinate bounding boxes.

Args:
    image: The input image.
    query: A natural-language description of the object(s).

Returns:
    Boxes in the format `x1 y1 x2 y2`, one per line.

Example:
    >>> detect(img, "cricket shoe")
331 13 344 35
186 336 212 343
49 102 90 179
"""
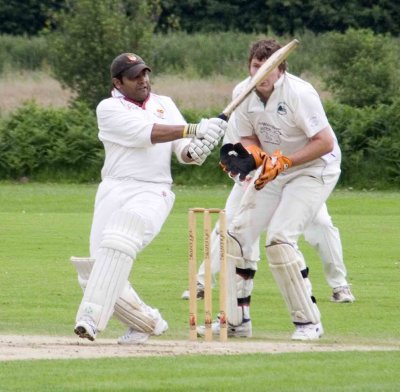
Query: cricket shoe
197 319 252 338
331 286 355 303
291 322 324 341
181 282 205 300
74 317 97 341
118 311 168 345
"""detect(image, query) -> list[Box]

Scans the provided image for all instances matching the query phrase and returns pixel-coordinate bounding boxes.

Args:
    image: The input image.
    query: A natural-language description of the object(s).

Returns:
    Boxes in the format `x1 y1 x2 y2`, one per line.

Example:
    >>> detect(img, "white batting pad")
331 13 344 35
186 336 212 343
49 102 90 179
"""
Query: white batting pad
266 243 320 324
76 210 145 331
71 256 156 333
114 284 156 333
70 256 95 291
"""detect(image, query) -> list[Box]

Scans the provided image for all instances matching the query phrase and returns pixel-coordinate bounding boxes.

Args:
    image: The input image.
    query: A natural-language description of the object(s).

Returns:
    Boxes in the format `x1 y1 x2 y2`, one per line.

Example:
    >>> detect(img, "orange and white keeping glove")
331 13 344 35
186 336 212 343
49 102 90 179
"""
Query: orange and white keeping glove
254 150 292 190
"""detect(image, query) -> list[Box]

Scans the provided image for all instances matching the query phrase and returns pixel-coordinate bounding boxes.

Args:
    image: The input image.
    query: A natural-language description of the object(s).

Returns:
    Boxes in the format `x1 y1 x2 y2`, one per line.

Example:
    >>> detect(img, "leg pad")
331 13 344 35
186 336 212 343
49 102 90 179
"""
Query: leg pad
266 242 320 324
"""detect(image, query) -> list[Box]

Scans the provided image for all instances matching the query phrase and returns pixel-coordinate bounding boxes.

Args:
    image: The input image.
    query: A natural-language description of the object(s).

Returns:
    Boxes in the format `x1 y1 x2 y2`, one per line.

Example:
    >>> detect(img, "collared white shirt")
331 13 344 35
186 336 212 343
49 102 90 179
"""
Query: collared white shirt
96 89 190 183
234 73 340 167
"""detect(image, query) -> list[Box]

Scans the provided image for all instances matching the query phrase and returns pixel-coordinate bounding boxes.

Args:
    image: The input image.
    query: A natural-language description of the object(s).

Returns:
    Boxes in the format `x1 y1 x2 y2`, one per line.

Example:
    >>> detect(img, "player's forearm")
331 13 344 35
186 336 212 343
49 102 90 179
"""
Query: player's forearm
288 127 334 166
150 123 186 143
240 135 261 148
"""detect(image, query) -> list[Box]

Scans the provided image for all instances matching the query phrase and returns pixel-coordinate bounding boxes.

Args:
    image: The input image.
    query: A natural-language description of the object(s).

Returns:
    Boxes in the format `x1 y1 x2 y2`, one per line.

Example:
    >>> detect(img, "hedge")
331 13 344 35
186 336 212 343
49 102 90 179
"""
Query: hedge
0 100 398 189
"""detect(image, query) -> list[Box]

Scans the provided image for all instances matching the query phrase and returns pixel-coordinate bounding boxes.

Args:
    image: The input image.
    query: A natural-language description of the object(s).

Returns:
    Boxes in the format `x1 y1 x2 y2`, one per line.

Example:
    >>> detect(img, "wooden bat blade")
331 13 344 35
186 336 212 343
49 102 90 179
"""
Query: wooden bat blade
220 39 299 120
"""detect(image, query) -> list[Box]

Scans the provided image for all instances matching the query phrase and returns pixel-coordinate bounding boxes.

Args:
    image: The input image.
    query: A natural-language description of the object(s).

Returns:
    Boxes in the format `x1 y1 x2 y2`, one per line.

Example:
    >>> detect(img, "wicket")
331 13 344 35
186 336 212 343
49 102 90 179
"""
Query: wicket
188 207 227 342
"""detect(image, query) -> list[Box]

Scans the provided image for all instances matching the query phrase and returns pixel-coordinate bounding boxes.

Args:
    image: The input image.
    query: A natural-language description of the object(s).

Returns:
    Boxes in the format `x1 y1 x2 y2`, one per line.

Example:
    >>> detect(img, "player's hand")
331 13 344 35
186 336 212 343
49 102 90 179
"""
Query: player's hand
254 150 292 190
187 138 214 165
219 143 265 181
183 118 227 140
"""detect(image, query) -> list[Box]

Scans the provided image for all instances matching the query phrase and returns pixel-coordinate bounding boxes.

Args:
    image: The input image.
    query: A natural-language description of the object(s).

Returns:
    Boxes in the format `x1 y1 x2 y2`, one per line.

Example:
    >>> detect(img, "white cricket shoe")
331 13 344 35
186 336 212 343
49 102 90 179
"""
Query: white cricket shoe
291 322 324 341
118 312 168 345
197 319 252 338
331 286 355 303
74 317 97 341
181 282 205 300
118 329 151 345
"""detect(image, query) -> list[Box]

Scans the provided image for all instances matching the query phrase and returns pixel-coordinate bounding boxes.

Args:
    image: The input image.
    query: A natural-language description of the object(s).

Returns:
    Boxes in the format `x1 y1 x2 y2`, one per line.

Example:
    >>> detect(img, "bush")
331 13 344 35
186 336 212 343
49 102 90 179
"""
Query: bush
0 100 398 188
321 29 400 107
325 99 400 189
0 35 48 73
47 0 157 109
0 101 102 182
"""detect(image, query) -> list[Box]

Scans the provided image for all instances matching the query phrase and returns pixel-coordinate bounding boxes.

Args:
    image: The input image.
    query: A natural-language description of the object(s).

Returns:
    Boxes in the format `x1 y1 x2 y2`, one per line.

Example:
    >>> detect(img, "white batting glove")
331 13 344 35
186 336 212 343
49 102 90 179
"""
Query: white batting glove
183 118 227 140
201 127 222 148
188 138 214 165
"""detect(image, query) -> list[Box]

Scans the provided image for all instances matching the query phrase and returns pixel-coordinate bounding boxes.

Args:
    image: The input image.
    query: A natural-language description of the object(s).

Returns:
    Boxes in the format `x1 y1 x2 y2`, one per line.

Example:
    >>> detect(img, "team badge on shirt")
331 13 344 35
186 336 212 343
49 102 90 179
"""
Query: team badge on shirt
277 102 289 115
155 108 165 119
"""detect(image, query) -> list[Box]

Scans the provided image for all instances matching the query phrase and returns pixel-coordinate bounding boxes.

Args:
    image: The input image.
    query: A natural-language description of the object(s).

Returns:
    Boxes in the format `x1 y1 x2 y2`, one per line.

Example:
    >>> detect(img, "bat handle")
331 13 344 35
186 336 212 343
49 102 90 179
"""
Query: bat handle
218 113 228 121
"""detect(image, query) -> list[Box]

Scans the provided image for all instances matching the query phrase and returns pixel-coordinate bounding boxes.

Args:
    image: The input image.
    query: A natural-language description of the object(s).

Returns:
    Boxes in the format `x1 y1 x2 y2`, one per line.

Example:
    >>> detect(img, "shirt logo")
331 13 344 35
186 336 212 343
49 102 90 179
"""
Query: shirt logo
309 114 320 129
259 122 281 145
277 102 288 115
155 108 165 119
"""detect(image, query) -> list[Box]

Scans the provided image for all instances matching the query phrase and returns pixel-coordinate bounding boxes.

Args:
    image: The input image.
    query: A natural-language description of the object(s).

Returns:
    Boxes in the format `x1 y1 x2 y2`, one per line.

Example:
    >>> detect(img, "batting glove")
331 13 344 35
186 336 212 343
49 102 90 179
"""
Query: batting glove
188 138 214 165
183 118 227 140
254 150 292 190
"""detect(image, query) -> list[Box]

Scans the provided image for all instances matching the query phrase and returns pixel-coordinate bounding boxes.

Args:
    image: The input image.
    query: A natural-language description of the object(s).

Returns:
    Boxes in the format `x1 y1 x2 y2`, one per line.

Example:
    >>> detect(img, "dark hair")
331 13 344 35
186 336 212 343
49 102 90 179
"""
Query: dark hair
248 39 287 72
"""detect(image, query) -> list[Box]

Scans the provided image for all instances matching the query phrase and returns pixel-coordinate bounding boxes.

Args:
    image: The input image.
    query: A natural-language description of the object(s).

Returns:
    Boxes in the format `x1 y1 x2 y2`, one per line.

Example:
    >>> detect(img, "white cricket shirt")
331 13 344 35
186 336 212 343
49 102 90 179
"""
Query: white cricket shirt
235 72 340 168
96 89 190 184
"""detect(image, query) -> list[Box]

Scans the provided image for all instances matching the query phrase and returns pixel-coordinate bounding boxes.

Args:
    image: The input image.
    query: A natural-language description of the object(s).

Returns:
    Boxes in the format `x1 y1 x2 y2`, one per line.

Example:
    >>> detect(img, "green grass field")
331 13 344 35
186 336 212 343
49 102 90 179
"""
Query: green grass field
0 183 399 391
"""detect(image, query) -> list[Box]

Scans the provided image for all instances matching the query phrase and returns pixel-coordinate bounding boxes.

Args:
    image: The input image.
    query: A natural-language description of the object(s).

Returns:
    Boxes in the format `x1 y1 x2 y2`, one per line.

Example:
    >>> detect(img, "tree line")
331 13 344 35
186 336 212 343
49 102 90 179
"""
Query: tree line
1 0 399 36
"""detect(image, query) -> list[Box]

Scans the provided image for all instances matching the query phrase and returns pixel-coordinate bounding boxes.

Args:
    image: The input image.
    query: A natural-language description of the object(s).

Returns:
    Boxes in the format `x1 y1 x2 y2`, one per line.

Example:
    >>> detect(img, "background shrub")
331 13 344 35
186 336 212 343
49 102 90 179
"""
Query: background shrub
325 99 400 188
320 29 400 107
0 101 102 182
0 35 48 72
46 0 157 109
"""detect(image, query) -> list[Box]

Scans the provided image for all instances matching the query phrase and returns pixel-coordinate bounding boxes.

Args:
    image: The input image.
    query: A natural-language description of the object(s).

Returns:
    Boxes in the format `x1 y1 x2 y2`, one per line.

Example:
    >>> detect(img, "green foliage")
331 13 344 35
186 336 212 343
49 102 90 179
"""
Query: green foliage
0 30 309 79
156 0 400 36
320 29 400 107
0 100 399 188
2 0 400 37
147 32 258 79
0 0 65 36
0 35 48 72
0 101 102 182
46 0 158 108
325 98 400 188
156 0 269 34
265 0 400 36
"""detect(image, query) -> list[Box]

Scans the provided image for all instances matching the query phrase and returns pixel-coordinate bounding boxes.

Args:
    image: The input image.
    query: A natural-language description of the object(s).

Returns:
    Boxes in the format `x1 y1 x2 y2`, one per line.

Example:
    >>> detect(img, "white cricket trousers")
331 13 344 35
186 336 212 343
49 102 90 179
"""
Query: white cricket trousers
229 164 341 261
89 178 176 256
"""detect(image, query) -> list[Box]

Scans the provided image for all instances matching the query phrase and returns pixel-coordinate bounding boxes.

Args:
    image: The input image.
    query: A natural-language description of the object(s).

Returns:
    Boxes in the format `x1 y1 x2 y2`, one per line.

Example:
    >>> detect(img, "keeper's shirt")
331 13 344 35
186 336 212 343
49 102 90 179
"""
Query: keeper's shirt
233 73 341 171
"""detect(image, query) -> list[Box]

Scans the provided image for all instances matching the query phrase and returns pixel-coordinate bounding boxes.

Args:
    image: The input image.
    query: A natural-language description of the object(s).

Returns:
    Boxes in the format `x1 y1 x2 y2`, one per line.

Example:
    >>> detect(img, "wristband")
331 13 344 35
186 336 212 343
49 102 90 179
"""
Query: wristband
183 124 197 138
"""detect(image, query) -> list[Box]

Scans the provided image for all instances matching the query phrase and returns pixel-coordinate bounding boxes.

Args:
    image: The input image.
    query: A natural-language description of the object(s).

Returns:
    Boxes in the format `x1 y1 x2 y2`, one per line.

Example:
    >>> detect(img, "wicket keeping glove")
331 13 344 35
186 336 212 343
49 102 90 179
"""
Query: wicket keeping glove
254 150 292 190
219 143 267 181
